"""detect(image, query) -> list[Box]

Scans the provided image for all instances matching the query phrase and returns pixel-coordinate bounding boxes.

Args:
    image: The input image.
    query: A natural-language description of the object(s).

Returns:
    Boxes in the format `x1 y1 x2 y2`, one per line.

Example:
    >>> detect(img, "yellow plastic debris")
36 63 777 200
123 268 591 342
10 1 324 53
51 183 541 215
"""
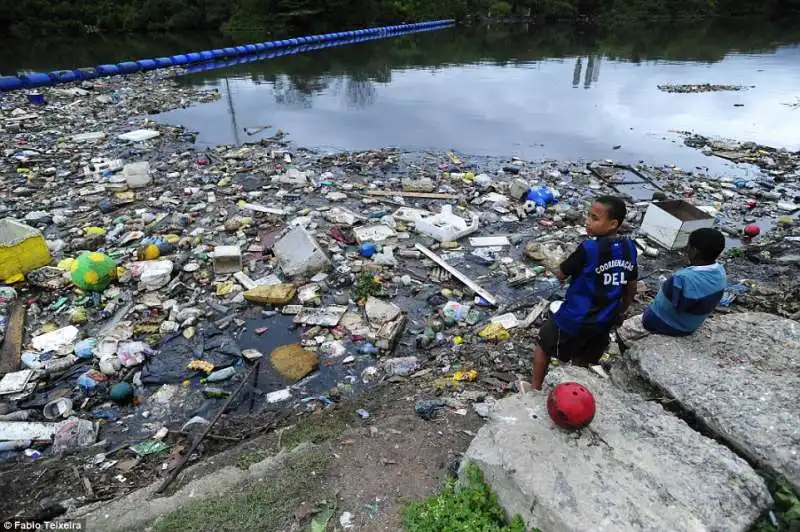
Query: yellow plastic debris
84 226 107 236
187 360 214 374
0 218 52 282
452 369 478 382
479 322 510 342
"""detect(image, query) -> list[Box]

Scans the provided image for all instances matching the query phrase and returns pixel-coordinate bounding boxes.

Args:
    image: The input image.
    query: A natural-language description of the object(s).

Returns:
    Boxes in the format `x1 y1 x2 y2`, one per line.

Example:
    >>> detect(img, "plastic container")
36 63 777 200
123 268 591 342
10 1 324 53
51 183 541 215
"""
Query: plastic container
74 338 97 359
78 370 107 393
0 218 52 282
26 93 46 105
123 161 151 188
204 366 236 382
415 205 479 242
43 398 73 420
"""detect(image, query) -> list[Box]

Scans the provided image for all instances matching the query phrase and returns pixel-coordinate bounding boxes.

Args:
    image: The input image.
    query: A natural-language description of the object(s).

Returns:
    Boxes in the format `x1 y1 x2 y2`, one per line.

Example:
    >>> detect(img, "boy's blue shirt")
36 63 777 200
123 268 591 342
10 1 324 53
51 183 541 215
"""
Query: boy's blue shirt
646 263 727 334
554 236 639 335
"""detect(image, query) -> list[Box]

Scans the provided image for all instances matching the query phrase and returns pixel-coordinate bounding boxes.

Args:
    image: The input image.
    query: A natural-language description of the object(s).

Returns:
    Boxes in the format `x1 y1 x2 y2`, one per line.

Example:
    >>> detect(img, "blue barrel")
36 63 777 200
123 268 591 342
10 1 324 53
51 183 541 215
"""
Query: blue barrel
0 76 23 91
222 47 237 56
183 52 199 62
52 70 78 83
20 72 52 87
254 43 266 52
137 59 158 70
96 64 121 76
245 44 257 53
154 57 174 67
235 45 248 54
210 49 225 58
76 67 98 80
287 38 297 46
296 37 307 44
117 61 140 73
199 51 214 60
170 54 189 65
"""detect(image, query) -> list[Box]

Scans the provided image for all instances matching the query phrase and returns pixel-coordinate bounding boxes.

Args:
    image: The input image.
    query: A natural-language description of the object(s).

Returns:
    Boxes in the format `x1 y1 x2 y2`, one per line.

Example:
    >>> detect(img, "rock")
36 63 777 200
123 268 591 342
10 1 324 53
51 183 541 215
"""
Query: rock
244 284 297 305
365 296 402 325
270 344 319 382
462 366 771 532
617 312 800 489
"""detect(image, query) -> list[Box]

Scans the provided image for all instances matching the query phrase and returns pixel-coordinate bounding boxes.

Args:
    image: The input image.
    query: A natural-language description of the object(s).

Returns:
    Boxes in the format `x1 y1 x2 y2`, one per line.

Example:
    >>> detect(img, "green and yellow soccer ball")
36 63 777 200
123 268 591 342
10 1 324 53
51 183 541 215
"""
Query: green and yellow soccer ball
70 252 116 292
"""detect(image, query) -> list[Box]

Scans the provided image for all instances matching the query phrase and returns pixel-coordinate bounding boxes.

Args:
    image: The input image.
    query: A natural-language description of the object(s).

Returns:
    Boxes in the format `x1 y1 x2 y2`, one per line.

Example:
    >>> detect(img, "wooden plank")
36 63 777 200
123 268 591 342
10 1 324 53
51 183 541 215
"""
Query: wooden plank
414 243 498 307
0 301 25 376
366 190 460 200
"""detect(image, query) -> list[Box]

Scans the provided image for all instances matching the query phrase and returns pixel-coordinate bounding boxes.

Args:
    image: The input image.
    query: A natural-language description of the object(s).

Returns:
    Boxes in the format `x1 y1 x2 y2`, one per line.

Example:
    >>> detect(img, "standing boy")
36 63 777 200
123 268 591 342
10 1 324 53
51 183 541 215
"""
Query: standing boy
642 227 726 336
531 196 638 390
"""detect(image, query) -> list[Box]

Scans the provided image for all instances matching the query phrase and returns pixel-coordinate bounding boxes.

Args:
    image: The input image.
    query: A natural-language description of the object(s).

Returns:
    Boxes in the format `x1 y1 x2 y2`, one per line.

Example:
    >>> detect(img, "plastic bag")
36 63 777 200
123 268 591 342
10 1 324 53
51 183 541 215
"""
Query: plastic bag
117 341 153 367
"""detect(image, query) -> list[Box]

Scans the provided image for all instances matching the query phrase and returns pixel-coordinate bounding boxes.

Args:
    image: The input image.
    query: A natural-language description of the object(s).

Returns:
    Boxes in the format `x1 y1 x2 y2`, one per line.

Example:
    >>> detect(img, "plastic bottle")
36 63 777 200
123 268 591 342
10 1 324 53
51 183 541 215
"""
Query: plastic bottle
203 366 236 382
358 343 379 355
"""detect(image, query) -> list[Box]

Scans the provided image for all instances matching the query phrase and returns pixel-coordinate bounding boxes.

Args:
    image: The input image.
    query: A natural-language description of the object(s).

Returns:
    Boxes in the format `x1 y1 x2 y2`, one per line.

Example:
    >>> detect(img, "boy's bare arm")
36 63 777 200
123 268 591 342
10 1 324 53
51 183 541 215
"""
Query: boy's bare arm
621 280 637 314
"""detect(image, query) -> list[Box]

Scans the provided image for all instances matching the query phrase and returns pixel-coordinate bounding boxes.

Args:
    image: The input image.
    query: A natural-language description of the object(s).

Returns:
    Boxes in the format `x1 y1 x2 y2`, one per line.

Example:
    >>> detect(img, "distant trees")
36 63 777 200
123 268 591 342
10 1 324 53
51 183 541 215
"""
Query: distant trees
0 0 797 37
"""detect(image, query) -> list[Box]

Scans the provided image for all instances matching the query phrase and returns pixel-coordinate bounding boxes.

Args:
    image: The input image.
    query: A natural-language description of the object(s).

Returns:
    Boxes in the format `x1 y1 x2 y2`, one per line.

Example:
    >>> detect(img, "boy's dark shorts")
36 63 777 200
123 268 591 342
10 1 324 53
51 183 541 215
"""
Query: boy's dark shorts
537 318 611 365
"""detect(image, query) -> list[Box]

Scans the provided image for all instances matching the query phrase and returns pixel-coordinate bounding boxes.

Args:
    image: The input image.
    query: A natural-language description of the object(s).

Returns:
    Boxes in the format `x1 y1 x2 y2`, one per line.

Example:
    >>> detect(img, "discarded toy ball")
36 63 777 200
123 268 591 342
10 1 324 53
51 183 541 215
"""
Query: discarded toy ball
547 382 596 430
110 382 134 404
743 224 760 238
70 252 116 292
359 243 377 258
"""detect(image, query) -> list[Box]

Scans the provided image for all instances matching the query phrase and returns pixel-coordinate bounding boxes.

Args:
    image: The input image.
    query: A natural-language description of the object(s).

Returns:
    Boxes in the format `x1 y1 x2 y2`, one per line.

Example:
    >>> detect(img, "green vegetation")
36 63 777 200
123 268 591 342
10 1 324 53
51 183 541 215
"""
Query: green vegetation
0 0 798 38
153 446 330 532
754 476 800 532
403 462 530 532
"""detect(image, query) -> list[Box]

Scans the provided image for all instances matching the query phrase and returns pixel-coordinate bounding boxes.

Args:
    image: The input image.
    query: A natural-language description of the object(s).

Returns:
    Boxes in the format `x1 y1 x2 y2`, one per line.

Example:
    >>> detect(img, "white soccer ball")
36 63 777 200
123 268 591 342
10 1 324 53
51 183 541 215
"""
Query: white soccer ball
523 200 538 215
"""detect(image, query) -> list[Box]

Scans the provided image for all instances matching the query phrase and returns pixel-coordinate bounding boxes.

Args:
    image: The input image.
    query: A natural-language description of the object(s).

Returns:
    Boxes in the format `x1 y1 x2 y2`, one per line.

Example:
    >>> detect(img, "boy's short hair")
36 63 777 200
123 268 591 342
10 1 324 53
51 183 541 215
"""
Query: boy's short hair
688 228 725 262
594 195 627 225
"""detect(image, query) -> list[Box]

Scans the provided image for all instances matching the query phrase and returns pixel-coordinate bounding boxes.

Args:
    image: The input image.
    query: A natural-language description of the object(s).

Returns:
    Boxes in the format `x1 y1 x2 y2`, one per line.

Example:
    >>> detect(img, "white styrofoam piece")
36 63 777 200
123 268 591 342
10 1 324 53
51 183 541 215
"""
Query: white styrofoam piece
416 205 479 243
354 225 396 244
32 326 79 352
212 245 243 275
0 421 57 441
118 129 160 142
469 236 511 247
0 370 34 395
640 200 714 250
490 313 520 329
273 227 331 277
393 207 430 223
266 388 292 403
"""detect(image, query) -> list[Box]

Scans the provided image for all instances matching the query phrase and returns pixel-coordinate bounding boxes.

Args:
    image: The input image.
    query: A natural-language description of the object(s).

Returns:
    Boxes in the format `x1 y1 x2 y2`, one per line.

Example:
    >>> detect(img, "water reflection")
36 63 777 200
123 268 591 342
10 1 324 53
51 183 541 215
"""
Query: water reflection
572 55 603 88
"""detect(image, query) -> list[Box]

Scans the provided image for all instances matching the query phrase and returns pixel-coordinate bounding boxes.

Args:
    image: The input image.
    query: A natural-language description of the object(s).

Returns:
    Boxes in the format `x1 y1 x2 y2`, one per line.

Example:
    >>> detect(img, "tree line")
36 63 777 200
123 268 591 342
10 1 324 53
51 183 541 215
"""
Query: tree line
0 0 798 37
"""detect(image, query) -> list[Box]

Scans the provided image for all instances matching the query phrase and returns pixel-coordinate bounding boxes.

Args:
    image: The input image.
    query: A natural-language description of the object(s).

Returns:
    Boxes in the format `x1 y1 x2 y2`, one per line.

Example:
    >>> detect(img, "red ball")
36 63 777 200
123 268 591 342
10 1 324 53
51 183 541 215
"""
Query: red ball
743 224 760 237
547 382 596 430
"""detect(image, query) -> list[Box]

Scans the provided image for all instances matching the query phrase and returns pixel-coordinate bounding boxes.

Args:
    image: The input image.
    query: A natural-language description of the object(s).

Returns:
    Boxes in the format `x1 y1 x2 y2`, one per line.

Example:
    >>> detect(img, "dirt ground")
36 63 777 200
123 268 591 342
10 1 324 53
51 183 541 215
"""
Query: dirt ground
321 409 483 530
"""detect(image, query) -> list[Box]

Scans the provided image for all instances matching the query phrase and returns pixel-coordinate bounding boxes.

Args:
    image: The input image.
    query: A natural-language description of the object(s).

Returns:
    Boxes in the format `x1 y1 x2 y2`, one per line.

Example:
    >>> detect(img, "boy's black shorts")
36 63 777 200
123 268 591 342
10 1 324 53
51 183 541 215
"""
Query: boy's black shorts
537 318 610 365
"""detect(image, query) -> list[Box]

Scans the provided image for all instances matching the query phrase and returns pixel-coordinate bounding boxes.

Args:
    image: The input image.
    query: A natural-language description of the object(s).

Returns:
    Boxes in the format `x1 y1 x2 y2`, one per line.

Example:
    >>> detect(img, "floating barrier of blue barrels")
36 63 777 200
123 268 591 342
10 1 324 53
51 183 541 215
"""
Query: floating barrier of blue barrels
0 76 23 91
137 59 158 70
1 20 454 91
96 64 120 77
117 62 140 74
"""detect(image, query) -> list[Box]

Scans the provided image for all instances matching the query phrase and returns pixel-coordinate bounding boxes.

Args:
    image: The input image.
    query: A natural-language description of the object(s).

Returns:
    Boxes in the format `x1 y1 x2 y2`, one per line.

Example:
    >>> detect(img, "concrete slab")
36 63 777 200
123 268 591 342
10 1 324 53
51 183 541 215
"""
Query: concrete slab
618 312 800 489
462 366 772 532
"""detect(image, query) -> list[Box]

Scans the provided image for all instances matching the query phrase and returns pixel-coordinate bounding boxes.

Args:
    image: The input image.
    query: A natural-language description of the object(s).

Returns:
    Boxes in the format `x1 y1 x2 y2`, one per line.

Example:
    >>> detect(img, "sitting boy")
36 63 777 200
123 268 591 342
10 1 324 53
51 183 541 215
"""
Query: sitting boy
642 227 726 336
531 196 638 390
